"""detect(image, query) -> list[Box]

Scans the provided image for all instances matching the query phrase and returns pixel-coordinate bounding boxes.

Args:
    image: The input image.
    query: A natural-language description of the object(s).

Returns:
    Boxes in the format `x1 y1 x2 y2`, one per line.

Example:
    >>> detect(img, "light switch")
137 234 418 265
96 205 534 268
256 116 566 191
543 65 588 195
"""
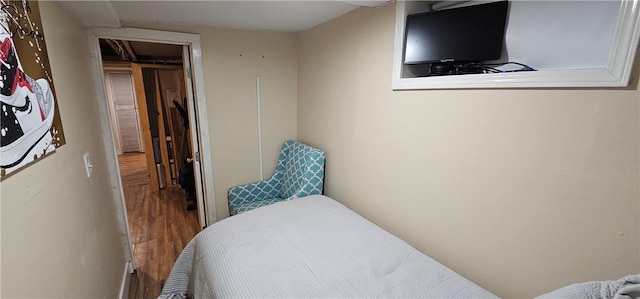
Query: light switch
84 153 93 177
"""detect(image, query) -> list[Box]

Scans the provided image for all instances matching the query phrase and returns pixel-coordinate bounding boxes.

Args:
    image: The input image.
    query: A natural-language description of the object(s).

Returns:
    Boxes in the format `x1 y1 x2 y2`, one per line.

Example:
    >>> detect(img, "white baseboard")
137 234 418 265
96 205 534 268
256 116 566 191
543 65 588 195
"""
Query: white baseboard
119 261 132 299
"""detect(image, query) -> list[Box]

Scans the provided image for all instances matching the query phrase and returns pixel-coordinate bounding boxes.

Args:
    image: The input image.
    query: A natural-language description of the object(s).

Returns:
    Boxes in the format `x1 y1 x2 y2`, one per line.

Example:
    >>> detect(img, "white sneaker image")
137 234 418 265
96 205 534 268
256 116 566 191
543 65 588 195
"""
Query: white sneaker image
0 34 56 171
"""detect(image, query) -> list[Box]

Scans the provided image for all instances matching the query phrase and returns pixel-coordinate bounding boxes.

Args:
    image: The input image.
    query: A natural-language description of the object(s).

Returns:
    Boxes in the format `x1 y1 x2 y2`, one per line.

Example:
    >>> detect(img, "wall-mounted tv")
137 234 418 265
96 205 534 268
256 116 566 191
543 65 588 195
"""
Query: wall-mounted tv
403 1 509 65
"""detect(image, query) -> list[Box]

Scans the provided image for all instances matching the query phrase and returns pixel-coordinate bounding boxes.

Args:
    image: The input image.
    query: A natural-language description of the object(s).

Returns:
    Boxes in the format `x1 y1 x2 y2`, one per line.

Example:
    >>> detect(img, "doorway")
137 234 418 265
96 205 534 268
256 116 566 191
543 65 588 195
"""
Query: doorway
101 38 201 297
88 28 216 298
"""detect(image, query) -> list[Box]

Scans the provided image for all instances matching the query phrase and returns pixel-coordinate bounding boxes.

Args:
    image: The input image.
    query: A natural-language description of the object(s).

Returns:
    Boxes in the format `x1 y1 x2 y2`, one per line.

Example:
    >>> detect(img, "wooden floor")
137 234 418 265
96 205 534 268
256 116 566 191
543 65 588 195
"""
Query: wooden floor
119 153 200 299
119 152 151 186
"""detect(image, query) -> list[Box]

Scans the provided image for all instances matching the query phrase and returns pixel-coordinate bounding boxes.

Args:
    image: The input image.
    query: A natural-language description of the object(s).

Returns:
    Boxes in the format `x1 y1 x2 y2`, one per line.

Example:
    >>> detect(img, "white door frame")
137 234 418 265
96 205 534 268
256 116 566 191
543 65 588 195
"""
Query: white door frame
87 27 217 271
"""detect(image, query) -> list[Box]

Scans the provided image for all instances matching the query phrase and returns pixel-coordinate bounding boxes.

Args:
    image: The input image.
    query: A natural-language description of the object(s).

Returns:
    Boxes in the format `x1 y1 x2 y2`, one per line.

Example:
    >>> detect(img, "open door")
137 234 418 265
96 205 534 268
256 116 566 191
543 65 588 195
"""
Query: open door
182 45 207 228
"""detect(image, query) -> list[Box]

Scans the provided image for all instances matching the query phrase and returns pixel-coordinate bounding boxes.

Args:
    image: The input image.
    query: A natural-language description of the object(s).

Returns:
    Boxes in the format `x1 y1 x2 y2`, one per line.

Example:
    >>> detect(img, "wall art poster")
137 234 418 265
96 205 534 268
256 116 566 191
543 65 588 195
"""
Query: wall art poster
0 0 64 179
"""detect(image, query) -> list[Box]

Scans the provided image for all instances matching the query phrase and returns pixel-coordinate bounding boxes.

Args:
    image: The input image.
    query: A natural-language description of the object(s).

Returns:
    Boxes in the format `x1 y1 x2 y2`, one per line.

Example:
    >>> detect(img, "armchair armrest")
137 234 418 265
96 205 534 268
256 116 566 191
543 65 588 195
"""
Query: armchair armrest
228 177 281 215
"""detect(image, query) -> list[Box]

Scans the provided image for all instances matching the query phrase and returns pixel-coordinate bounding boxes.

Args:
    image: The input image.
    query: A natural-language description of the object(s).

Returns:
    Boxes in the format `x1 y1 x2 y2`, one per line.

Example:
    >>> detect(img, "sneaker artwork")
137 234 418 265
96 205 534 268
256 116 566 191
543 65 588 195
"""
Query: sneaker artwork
0 15 56 174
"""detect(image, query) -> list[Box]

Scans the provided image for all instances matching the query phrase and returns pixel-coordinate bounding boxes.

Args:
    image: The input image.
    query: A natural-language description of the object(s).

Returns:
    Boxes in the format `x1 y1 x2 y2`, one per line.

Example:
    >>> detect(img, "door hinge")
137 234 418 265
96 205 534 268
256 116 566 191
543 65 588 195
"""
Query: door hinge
194 151 200 162
186 67 192 79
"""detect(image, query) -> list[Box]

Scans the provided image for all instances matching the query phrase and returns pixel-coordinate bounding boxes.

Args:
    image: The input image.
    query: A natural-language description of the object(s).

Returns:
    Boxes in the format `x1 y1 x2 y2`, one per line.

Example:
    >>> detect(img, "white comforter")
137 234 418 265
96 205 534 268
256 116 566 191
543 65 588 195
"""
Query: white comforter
158 195 497 298
535 274 640 299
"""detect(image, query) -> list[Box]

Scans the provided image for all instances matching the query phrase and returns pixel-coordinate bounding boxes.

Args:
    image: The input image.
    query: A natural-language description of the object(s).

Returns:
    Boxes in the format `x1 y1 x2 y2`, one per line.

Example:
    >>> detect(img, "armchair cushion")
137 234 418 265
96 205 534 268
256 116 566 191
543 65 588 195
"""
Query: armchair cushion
228 140 325 215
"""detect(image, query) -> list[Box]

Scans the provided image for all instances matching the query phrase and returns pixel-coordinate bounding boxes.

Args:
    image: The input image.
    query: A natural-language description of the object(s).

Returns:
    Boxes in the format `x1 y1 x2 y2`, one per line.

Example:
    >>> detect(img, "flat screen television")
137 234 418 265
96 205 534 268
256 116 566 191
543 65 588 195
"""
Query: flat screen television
403 1 509 65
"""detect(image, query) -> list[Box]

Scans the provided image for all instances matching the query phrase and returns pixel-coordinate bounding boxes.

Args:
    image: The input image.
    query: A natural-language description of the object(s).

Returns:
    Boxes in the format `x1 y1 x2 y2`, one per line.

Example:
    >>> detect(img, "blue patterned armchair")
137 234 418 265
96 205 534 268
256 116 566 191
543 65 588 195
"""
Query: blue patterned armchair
228 140 325 215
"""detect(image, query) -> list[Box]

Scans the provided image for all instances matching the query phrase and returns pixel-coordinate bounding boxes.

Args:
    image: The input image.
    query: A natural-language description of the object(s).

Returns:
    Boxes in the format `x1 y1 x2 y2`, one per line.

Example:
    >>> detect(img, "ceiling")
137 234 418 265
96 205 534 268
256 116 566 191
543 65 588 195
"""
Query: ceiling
56 1 390 32
59 1 390 64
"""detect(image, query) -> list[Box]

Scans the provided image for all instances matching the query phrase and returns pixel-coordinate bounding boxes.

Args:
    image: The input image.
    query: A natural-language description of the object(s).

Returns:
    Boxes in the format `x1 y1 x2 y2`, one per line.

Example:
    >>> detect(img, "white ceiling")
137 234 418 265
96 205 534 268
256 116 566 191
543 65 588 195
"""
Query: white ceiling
56 1 390 32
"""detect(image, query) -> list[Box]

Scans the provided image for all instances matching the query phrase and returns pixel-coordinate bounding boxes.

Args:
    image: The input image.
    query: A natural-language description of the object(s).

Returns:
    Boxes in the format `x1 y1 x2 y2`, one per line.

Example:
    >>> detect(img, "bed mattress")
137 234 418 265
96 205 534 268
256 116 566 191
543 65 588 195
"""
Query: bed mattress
159 195 497 298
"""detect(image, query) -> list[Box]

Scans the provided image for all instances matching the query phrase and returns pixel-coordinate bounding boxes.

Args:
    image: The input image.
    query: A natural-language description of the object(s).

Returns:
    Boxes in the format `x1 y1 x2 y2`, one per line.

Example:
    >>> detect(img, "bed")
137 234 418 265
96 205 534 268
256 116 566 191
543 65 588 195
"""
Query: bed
158 195 498 298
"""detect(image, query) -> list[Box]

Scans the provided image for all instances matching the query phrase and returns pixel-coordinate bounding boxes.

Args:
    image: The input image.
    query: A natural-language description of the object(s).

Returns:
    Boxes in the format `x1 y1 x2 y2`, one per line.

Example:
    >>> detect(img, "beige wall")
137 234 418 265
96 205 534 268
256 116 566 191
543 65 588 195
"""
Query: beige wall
298 4 640 298
1 2 126 297
200 28 298 220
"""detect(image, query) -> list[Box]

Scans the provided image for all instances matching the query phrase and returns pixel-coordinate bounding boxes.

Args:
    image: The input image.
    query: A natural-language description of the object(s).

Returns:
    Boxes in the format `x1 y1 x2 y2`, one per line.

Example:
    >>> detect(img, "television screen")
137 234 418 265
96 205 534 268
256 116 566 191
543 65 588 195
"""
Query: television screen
404 1 509 65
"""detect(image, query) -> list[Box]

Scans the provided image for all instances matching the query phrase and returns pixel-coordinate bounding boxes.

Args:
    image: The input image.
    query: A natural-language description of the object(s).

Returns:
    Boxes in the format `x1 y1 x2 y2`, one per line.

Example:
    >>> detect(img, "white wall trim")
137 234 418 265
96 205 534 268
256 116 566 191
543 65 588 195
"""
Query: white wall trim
86 30 137 272
191 36 218 225
186 38 217 225
118 261 132 299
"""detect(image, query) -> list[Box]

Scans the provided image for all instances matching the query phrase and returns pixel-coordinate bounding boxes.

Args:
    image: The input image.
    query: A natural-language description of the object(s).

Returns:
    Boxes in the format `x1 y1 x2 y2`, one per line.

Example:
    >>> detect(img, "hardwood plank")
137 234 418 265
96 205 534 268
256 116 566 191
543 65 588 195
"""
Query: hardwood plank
119 153 150 186
120 153 200 299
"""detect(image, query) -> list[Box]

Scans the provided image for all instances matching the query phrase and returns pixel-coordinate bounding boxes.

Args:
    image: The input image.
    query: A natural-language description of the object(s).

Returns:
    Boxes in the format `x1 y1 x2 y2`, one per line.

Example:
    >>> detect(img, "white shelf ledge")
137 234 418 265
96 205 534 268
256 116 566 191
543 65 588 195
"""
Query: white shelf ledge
391 0 640 90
